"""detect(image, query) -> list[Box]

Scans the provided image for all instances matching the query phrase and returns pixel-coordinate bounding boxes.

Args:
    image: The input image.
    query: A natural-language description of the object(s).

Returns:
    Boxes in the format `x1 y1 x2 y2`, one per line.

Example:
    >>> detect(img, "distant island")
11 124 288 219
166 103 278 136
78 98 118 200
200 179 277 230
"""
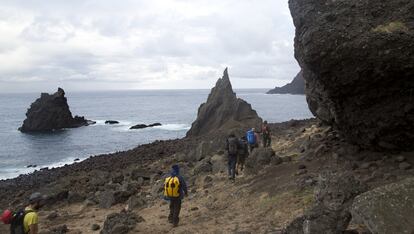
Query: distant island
267 71 304 95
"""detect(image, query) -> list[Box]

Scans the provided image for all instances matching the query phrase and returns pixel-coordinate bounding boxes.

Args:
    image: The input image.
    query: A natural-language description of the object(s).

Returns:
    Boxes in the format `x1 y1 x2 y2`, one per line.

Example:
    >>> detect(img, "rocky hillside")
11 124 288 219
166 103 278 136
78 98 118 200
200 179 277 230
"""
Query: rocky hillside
289 0 414 150
186 68 262 137
19 88 93 132
267 71 304 95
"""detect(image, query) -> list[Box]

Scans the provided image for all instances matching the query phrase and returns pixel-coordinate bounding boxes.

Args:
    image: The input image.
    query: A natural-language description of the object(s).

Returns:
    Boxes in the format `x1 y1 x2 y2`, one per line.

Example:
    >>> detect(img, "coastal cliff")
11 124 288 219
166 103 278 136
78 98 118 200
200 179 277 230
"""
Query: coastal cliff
267 71 305 95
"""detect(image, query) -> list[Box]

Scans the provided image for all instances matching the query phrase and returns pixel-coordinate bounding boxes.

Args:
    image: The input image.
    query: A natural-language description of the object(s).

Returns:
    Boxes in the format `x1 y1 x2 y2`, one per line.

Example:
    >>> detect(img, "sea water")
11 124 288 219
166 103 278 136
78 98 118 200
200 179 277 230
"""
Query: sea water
0 89 313 179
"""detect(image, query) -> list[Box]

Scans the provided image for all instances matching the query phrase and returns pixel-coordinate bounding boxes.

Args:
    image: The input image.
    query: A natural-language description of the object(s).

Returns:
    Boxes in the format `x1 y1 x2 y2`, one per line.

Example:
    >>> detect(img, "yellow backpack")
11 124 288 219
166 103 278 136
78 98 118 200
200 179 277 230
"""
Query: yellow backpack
164 176 180 198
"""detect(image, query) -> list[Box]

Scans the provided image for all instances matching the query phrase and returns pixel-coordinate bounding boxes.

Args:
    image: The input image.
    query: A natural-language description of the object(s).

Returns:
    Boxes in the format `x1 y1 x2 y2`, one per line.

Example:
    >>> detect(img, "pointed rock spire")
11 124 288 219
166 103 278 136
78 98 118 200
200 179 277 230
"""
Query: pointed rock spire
186 68 262 137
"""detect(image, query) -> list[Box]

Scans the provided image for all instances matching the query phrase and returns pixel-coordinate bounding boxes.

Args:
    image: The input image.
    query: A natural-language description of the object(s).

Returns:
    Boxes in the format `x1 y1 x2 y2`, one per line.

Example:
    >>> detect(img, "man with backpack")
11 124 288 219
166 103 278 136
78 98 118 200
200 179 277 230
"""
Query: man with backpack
236 136 249 174
246 128 258 153
164 165 188 227
1 192 46 234
226 133 239 181
262 120 271 148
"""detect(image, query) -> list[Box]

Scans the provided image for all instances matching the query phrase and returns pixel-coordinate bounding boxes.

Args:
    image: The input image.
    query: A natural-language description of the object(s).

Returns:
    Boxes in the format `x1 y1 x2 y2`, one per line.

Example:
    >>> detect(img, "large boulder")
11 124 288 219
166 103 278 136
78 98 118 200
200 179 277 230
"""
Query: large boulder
283 171 367 234
267 70 305 95
19 88 93 132
351 177 414 234
100 211 144 234
289 0 414 150
186 68 262 137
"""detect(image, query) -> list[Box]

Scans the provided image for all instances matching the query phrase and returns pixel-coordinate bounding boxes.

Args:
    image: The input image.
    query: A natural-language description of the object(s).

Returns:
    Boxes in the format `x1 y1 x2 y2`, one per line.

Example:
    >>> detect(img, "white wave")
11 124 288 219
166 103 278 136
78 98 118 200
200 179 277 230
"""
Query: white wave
154 124 190 131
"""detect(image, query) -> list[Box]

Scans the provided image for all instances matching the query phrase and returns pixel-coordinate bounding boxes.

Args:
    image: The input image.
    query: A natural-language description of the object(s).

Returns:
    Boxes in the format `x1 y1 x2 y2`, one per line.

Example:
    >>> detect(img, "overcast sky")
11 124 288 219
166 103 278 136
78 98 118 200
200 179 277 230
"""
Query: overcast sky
0 0 299 93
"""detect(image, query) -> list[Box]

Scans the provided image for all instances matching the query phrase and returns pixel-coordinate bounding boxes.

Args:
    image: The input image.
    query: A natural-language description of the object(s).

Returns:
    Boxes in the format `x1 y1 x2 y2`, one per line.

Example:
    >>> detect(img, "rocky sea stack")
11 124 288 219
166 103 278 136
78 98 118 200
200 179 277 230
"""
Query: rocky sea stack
19 88 93 132
289 0 414 150
186 68 262 137
267 71 305 95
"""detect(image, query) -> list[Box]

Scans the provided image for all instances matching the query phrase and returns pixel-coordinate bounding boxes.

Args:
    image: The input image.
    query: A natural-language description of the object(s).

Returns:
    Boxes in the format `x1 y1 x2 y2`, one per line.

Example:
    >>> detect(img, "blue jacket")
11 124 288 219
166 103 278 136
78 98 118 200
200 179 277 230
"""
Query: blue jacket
164 166 188 200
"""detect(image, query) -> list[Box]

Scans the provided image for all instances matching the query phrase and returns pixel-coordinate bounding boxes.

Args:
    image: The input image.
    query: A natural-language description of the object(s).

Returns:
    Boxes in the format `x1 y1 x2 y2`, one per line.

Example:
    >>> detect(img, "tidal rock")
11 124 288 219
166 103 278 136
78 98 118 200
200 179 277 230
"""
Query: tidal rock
129 123 161 130
19 88 92 132
351 177 414 234
267 70 305 95
105 120 119 124
186 68 262 137
289 0 414 150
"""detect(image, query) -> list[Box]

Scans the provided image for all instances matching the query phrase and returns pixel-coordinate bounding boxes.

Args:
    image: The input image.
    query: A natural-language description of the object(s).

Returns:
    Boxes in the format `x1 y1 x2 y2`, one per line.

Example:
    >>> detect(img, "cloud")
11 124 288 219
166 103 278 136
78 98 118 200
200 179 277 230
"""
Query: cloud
0 0 299 92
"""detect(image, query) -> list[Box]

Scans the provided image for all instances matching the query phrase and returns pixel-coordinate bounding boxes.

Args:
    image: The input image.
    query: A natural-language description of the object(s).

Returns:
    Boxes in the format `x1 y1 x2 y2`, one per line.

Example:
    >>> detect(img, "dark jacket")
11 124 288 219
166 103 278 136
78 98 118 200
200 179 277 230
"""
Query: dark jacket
164 166 188 200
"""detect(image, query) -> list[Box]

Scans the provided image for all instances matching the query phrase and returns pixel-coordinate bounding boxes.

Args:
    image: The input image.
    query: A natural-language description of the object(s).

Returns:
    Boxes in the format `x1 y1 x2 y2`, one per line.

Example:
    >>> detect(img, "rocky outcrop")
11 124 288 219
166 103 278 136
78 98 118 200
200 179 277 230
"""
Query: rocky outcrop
289 0 414 150
129 123 161 130
283 171 367 234
351 177 414 234
100 211 144 234
19 88 93 132
186 68 262 137
267 71 305 95
105 120 119 124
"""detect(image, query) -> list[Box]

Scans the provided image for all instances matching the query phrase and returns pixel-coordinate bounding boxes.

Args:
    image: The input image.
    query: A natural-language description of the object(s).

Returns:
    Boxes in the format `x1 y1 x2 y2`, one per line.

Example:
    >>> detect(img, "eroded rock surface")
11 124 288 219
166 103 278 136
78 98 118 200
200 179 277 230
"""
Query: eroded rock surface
351 177 414 234
19 88 92 132
289 0 414 150
186 68 262 137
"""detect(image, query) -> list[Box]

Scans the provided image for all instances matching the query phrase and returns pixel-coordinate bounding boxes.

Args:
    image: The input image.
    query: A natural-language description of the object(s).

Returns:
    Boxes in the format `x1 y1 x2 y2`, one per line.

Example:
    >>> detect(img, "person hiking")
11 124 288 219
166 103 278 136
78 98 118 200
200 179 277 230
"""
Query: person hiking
3 192 46 234
226 133 239 181
236 136 249 174
246 128 258 152
262 120 271 148
163 165 188 227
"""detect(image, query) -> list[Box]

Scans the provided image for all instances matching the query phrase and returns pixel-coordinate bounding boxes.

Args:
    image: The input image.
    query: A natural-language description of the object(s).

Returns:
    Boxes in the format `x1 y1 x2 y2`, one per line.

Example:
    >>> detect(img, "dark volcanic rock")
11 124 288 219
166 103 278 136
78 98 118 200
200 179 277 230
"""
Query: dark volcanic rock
351 177 414 234
283 171 367 234
267 70 305 95
289 0 414 150
100 211 143 234
186 68 262 137
19 88 92 132
129 123 162 130
105 120 119 124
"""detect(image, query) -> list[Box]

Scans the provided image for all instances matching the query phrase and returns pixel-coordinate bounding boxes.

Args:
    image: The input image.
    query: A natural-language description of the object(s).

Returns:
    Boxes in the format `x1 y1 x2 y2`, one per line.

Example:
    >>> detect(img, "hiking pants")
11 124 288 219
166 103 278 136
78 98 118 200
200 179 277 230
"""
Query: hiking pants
228 154 237 179
168 199 182 225
262 134 271 147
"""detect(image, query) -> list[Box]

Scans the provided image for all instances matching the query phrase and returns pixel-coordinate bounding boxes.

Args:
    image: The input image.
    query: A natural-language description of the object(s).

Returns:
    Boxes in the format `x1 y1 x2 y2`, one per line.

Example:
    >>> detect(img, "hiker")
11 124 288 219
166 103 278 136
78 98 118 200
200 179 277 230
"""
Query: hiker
246 128 258 152
236 136 249 174
262 120 271 148
1 192 46 234
164 165 188 227
226 133 239 181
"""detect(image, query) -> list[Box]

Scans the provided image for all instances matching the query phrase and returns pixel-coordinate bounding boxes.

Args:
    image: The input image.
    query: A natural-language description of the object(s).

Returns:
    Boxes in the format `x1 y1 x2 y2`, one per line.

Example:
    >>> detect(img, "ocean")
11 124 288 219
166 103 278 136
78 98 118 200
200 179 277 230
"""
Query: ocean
0 89 313 179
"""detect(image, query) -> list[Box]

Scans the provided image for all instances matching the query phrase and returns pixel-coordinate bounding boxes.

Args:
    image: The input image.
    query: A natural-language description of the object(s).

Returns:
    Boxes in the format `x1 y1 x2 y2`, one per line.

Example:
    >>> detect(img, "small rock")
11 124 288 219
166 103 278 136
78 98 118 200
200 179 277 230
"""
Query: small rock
47 211 58 220
74 158 80 162
395 156 406 162
191 207 199 211
204 175 213 184
298 164 306 170
112 173 124 184
91 224 100 231
295 169 307 176
399 162 412 170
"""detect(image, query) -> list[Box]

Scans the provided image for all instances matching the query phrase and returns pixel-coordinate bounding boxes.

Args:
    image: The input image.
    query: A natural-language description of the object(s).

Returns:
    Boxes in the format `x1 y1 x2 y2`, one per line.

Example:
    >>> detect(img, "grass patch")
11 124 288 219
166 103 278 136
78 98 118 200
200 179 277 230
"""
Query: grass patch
373 21 408 33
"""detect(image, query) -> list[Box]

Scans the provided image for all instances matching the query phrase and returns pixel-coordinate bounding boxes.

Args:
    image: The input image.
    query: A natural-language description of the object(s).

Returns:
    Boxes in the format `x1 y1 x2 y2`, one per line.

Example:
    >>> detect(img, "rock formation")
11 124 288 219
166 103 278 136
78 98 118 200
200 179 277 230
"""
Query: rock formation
186 68 262 137
289 0 414 150
129 123 161 130
351 177 414 234
267 71 305 95
19 88 93 132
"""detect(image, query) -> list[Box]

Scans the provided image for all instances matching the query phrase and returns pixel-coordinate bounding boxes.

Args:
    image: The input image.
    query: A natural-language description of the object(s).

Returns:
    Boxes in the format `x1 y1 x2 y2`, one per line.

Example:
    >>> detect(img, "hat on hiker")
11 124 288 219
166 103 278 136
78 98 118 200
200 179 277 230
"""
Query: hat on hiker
29 192 46 204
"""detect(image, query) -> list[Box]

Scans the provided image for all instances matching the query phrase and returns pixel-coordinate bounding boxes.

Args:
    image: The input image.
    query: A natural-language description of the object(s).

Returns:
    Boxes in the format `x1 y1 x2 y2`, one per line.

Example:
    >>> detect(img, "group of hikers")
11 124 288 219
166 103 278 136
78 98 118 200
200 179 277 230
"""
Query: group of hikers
1 121 271 232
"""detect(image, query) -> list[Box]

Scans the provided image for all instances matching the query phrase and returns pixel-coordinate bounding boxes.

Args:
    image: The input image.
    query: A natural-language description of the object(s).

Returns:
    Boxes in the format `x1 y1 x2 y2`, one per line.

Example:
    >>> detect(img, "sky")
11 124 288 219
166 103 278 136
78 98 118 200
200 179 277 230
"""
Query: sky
0 0 300 93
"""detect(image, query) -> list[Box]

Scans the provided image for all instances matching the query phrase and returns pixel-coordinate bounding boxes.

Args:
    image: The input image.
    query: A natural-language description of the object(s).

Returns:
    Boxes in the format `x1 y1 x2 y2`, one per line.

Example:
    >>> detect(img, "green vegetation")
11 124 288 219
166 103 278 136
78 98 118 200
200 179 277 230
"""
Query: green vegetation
373 21 408 33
